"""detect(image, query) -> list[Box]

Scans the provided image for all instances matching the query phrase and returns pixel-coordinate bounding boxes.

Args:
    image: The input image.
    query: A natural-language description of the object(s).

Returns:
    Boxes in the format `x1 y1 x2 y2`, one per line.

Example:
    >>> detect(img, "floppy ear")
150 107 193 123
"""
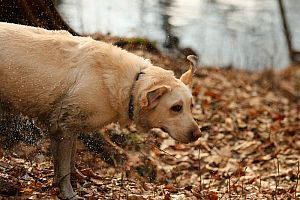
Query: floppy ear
180 55 198 87
141 85 170 108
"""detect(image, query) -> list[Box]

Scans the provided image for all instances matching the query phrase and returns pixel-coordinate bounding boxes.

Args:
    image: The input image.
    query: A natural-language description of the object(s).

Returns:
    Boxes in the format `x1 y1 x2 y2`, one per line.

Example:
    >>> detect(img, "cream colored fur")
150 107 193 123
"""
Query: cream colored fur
0 22 200 199
0 22 151 128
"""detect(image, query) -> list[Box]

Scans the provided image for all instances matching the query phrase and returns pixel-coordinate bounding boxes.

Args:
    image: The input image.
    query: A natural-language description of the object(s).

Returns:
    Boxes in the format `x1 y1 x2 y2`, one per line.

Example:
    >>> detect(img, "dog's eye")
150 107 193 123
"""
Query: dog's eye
171 105 182 112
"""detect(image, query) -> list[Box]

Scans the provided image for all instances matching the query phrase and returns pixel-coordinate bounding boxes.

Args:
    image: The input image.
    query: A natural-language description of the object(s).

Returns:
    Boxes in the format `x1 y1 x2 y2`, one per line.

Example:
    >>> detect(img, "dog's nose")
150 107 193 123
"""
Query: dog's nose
190 128 202 142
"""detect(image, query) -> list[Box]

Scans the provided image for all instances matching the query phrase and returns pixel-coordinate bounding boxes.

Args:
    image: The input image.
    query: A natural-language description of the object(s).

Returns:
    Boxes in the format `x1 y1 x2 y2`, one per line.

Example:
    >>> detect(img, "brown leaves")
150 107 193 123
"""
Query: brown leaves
205 191 218 200
1 45 300 199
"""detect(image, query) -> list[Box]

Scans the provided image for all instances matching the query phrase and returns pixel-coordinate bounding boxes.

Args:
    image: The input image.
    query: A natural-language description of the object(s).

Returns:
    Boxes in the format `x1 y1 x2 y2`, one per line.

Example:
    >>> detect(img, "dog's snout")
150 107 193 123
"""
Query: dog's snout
190 128 202 142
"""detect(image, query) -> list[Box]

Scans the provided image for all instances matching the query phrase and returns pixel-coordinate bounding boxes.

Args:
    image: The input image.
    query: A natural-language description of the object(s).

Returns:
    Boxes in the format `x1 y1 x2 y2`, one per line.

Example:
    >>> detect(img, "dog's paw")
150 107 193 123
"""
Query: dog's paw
58 191 84 200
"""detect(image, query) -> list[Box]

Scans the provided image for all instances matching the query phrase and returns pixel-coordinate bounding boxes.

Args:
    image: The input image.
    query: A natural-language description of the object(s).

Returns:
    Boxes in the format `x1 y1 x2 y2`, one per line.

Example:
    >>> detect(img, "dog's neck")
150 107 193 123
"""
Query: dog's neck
128 71 144 121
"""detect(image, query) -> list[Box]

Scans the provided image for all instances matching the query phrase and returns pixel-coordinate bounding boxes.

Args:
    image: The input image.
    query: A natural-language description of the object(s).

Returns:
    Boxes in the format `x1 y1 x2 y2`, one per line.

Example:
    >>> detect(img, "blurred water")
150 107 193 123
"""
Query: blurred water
57 0 300 69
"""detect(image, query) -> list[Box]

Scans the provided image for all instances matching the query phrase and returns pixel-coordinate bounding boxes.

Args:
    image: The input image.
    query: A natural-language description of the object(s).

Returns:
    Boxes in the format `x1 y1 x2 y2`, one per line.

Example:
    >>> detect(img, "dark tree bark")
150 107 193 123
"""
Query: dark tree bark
0 0 78 35
278 0 300 63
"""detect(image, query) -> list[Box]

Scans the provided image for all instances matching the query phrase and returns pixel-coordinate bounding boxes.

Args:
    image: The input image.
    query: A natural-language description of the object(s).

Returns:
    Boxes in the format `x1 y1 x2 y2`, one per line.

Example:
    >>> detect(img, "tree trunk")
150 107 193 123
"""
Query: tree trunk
0 0 78 35
278 0 300 63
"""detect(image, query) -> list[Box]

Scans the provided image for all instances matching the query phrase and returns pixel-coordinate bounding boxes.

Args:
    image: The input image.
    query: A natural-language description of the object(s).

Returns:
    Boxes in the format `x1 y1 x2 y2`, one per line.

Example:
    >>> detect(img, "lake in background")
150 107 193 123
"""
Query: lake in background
56 0 300 70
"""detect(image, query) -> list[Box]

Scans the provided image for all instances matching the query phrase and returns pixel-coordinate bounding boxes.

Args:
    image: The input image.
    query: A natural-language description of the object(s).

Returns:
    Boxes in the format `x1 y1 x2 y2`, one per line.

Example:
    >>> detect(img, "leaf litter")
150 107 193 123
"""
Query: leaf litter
0 35 299 199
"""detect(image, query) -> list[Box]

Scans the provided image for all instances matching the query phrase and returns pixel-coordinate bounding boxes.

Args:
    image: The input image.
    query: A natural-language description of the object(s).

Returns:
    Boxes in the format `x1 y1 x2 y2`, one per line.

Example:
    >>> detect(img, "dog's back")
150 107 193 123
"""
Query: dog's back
0 22 150 126
0 23 90 119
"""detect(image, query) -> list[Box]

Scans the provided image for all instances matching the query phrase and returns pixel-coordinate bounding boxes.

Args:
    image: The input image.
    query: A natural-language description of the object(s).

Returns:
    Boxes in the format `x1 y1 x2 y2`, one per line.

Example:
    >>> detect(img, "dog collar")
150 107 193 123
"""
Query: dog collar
128 71 144 120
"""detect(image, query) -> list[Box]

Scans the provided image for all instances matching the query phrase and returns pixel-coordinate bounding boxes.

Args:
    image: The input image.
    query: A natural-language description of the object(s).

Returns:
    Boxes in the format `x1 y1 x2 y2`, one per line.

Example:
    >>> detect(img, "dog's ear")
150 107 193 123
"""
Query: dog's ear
141 85 170 108
180 55 198 87
180 67 193 86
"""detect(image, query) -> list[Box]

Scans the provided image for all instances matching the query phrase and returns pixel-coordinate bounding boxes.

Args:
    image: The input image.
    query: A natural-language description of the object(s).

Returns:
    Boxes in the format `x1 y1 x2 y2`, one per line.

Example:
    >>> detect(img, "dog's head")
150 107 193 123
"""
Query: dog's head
135 56 202 143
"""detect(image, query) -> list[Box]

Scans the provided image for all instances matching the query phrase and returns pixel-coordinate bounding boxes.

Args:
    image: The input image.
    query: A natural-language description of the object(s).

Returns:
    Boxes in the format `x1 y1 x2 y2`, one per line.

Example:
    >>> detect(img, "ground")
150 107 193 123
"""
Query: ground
0 35 299 199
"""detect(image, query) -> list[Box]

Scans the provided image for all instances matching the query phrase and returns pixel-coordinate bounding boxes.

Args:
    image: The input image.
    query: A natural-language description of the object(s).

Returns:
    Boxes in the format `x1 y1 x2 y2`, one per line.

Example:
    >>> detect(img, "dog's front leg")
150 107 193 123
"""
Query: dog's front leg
50 130 78 199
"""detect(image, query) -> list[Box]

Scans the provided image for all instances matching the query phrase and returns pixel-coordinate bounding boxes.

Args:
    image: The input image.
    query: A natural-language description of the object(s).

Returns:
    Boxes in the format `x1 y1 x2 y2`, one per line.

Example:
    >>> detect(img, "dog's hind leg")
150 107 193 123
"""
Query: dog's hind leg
49 100 88 199
57 136 77 199
70 137 86 183
50 128 81 199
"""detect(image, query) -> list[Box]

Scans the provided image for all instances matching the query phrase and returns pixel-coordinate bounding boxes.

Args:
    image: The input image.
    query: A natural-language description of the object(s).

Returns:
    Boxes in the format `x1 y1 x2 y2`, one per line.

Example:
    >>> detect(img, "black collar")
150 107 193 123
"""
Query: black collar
128 71 144 120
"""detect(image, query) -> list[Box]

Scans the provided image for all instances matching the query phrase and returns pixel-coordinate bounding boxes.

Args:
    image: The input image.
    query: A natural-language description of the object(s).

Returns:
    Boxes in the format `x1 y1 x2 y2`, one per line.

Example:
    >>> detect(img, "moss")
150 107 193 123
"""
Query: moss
113 37 158 52
108 128 144 151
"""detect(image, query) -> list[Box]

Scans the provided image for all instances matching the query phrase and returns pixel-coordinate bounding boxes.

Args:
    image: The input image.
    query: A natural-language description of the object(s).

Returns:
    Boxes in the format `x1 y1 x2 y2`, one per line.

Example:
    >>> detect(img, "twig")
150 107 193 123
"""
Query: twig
208 173 213 190
220 173 234 200
228 176 231 200
219 192 226 200
198 148 202 192
274 158 280 199
120 164 126 199
206 173 213 197
144 140 177 158
242 167 247 200
241 179 244 199
157 147 177 158
295 161 299 199
259 178 262 193
226 165 248 199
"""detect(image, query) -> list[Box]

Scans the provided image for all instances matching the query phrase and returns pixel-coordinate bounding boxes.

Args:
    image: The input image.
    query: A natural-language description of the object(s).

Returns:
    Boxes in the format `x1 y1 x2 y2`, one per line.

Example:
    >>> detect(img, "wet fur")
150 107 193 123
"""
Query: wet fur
0 22 199 199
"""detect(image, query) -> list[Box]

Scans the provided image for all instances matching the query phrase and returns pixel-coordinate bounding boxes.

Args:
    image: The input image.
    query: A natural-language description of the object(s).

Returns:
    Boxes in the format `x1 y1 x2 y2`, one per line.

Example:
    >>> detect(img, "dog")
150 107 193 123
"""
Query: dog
0 22 201 199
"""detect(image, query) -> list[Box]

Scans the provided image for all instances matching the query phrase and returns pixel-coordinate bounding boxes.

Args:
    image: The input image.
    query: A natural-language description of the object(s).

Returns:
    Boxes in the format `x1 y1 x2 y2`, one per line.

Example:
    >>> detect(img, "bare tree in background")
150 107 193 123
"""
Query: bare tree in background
278 0 300 63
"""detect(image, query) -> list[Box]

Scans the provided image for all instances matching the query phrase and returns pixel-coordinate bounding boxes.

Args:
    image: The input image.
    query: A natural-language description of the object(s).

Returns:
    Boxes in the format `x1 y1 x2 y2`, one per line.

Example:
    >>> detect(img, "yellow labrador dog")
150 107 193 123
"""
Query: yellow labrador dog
0 22 201 199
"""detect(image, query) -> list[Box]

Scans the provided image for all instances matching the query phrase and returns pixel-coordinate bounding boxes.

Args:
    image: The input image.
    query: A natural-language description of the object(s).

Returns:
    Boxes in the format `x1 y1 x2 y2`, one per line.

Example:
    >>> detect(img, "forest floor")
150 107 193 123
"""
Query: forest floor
0 35 299 200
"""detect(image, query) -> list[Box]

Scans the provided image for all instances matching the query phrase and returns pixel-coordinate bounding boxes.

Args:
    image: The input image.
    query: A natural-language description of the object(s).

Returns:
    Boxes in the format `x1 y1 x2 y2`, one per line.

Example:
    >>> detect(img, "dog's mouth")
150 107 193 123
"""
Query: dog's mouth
159 126 191 144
